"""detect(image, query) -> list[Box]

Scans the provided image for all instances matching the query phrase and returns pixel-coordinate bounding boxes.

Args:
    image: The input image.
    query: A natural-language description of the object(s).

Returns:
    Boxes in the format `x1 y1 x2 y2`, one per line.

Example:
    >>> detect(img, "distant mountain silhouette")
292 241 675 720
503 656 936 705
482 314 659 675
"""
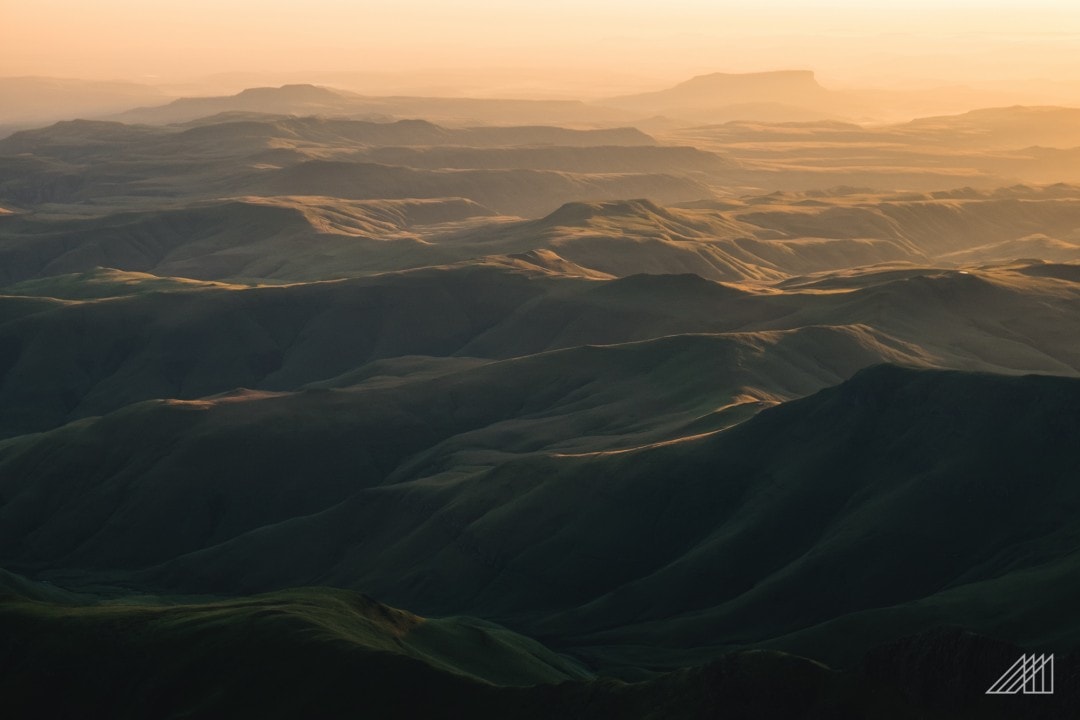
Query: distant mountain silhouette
109 83 636 126
0 77 166 124
608 70 862 122
903 105 1080 148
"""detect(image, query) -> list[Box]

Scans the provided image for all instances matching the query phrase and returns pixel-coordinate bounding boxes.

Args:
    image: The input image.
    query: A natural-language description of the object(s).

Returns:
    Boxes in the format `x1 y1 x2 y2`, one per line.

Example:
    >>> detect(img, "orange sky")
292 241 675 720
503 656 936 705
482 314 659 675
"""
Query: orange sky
4 1 1080 96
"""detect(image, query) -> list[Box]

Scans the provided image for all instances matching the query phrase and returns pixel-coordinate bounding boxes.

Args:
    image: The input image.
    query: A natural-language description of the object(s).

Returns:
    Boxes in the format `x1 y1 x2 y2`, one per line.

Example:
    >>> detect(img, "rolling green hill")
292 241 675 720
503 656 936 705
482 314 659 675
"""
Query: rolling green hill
4 95 1080 718
3 366 1079 682
3 257 1079 439
2 571 1073 719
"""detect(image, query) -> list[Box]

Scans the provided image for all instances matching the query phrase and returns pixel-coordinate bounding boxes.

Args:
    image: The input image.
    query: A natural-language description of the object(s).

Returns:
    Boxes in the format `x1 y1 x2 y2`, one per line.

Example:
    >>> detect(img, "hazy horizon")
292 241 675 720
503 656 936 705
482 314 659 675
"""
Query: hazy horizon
6 0 1080 103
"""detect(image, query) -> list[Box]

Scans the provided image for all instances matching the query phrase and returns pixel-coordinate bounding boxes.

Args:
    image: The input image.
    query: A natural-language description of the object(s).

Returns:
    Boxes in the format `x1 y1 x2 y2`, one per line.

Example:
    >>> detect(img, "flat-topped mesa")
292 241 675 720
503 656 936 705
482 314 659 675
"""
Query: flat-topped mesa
610 70 829 107
233 84 349 103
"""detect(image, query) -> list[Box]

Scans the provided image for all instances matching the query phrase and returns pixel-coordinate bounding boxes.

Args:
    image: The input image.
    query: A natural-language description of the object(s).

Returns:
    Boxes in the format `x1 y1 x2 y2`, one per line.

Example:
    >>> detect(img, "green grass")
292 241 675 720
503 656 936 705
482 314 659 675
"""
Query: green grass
0 577 901 719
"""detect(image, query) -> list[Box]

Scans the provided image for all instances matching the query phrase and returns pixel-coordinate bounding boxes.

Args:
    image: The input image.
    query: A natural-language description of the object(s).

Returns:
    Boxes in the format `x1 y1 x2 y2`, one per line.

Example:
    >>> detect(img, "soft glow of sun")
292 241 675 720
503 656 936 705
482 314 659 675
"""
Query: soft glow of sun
4 0 1080 98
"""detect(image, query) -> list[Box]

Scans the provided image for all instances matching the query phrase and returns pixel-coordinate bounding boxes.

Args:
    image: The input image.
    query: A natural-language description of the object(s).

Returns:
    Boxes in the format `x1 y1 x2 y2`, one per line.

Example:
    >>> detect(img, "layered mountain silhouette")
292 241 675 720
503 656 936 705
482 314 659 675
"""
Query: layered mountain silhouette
3 256 1079 438
0 117 714 215
5 183 1080 284
110 83 637 127
3 77 1080 717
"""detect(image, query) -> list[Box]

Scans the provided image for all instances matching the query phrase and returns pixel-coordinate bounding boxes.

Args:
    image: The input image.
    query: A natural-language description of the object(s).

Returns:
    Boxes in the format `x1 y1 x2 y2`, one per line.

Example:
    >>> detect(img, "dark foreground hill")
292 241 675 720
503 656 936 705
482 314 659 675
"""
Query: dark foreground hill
2 366 1079 680
2 573 1076 719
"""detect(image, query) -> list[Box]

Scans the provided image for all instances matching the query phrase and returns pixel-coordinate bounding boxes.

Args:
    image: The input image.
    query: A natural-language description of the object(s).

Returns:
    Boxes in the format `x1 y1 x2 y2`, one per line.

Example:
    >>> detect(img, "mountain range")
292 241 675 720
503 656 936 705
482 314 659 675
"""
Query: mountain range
3 74 1080 717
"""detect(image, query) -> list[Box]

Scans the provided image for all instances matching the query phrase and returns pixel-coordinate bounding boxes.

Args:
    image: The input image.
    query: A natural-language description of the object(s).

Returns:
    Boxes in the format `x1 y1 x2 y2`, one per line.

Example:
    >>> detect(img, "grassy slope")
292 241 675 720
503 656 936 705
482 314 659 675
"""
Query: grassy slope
4 111 1080 717
3 366 1079 676
6 190 1080 285
1 572 1076 719
0 327 925 573
0 573 849 720
2 258 1078 438
135 367 1080 666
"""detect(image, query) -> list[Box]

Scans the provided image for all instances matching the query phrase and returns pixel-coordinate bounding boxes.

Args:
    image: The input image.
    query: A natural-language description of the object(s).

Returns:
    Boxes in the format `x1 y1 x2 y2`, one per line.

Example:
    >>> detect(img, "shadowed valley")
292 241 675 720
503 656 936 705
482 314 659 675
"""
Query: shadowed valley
2 70 1080 718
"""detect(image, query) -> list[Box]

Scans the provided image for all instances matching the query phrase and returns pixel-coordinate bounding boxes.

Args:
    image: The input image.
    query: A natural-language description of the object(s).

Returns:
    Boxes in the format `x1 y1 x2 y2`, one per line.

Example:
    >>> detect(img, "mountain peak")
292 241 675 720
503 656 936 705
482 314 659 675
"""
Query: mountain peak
539 198 669 227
